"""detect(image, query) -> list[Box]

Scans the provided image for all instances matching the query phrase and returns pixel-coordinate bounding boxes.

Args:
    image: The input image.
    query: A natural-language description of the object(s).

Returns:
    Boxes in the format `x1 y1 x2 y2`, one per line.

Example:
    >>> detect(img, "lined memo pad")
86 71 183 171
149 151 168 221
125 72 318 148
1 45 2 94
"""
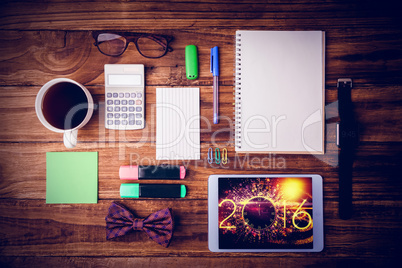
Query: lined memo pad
156 88 200 160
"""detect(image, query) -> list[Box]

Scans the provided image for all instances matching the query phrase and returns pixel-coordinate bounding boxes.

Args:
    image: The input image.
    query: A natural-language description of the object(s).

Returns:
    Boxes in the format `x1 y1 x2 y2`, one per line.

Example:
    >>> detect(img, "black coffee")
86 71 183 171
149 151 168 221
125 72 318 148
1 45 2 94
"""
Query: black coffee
42 82 89 130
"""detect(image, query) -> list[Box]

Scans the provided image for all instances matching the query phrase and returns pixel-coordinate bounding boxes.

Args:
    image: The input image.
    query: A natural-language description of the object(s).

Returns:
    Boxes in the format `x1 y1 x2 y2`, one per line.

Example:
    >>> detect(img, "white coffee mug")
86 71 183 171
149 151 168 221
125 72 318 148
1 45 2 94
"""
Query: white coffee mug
35 78 94 148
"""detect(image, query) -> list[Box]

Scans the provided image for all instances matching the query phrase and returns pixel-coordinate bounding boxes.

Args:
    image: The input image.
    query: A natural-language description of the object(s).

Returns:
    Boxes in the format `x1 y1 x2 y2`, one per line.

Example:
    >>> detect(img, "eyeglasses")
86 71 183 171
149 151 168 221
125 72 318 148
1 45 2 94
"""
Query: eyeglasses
92 31 173 58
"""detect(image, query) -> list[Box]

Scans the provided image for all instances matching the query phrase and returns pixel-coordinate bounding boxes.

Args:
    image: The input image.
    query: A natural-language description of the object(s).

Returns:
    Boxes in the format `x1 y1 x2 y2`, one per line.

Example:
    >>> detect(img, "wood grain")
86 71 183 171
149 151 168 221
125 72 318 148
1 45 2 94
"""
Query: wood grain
1 29 401 86
0 256 397 268
0 200 400 259
0 141 400 204
0 0 401 267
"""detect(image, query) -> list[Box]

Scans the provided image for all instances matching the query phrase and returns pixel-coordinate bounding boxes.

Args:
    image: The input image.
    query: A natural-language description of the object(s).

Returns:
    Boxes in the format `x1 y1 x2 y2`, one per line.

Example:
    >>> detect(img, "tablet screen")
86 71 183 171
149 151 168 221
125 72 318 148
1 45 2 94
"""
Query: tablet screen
218 177 313 249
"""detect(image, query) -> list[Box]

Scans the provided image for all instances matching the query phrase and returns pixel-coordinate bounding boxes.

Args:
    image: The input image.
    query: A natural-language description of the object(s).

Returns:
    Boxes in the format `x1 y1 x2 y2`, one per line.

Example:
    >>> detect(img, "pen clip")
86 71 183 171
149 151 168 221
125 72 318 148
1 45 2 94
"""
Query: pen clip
208 147 213 164
215 148 221 164
210 48 214 73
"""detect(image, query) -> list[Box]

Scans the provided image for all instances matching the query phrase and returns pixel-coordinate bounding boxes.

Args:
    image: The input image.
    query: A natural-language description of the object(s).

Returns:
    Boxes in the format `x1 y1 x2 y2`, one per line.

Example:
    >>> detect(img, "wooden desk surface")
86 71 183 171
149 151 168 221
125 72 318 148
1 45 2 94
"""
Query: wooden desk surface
0 1 401 267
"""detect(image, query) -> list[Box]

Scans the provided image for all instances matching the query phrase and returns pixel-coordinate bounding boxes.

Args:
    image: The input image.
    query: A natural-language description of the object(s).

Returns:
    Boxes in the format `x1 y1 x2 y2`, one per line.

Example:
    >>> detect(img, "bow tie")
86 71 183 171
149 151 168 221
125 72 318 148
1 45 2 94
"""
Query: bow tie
105 201 174 248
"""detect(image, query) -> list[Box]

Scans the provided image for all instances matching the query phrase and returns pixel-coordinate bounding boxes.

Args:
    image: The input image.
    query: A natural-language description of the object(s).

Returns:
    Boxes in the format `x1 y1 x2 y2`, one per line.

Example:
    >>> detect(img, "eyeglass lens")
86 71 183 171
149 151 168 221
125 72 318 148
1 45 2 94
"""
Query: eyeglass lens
97 33 127 56
97 33 168 58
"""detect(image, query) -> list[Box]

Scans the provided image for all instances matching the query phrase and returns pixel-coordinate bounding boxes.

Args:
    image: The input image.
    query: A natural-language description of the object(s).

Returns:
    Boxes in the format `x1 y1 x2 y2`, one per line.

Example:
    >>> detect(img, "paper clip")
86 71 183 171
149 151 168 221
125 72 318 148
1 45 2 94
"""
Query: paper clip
208 147 213 164
222 148 227 165
215 148 221 164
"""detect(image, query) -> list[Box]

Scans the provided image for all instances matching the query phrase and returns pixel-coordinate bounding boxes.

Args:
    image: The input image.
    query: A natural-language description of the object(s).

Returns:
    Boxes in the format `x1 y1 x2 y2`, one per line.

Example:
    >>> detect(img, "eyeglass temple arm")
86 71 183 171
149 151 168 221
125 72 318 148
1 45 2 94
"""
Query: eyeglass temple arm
147 36 173 52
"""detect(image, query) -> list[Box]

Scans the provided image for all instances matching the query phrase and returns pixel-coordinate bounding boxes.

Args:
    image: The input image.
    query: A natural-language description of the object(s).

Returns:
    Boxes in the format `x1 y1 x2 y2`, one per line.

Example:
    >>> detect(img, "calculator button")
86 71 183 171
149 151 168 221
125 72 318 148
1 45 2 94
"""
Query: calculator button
136 120 142 125
107 93 112 98
129 120 135 125
131 93 136 98
107 107 113 112
113 93 118 98
122 107 127 112
115 120 120 125
136 113 142 118
136 100 142 105
107 100 113 105
107 113 113 118
122 113 128 119
107 120 113 125
136 107 142 112
119 93 124 98
122 100 127 105
137 93 142 98
114 107 120 112
122 120 128 125
129 100 134 105
115 114 120 119
125 93 130 98
129 107 135 112
129 113 135 119
114 100 120 105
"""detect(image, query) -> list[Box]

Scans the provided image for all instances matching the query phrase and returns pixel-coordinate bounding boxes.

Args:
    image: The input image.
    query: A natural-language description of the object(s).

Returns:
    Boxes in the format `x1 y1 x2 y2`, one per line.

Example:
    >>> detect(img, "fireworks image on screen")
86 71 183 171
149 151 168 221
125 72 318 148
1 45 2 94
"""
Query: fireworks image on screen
218 177 313 249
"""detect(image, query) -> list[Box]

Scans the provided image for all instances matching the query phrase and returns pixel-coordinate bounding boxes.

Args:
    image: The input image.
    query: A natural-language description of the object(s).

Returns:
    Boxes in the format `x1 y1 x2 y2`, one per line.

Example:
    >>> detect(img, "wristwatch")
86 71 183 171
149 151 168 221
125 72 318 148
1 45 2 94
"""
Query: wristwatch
337 78 358 220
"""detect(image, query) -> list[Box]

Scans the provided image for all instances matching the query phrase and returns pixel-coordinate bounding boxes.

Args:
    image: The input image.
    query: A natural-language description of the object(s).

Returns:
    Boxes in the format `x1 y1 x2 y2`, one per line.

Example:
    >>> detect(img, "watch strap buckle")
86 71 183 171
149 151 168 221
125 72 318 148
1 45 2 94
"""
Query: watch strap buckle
337 78 353 89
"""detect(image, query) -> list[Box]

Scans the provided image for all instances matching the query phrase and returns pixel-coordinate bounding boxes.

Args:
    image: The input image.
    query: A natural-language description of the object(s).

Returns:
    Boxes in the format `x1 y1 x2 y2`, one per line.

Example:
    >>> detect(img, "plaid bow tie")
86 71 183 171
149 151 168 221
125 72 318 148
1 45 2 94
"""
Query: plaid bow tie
105 201 174 248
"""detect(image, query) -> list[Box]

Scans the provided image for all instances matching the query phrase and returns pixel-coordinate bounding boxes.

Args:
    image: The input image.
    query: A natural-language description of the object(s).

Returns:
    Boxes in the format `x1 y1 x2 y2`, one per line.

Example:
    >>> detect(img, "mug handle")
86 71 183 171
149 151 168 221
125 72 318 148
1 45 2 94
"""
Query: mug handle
64 130 78 148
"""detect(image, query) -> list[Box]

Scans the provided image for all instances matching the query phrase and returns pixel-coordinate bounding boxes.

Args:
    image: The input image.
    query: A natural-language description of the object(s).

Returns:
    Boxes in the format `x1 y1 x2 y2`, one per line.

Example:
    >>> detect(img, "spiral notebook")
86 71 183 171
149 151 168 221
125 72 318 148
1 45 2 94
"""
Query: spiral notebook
235 30 325 154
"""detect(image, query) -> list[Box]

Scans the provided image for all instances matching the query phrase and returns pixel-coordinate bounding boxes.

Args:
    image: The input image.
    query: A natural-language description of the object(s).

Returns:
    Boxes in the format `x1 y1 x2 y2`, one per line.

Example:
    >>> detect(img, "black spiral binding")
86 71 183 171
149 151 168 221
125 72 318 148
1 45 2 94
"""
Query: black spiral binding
234 32 242 149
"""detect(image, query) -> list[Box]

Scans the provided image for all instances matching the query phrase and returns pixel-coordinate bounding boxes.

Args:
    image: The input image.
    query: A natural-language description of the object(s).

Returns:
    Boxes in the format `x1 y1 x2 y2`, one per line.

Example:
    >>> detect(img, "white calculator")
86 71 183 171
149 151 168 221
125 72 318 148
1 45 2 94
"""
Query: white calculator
104 64 145 130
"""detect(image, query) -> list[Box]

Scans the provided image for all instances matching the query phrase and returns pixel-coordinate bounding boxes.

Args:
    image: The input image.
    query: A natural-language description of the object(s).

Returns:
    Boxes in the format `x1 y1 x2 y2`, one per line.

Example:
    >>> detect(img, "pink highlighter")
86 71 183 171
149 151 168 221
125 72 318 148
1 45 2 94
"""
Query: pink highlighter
120 165 186 180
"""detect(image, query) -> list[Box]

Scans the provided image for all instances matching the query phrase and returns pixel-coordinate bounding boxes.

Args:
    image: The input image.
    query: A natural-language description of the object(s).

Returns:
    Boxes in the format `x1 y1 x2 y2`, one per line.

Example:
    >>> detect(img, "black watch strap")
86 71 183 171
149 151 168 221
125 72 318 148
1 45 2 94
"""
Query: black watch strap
337 78 358 220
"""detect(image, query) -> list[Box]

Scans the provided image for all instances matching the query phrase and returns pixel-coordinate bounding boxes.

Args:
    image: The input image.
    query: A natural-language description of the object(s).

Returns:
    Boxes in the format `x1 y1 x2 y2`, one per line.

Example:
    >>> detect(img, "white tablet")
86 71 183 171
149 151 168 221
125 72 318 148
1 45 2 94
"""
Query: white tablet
208 174 324 252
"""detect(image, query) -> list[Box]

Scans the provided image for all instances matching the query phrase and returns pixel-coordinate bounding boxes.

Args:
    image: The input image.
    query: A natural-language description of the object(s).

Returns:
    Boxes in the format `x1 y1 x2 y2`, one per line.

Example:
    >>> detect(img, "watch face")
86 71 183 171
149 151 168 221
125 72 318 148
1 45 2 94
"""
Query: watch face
242 197 276 231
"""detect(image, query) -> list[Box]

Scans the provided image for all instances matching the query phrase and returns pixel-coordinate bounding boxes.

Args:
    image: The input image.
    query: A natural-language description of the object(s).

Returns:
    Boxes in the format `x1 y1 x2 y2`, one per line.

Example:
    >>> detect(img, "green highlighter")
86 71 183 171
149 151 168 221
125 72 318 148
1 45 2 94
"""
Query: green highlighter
185 45 198 80
120 183 186 198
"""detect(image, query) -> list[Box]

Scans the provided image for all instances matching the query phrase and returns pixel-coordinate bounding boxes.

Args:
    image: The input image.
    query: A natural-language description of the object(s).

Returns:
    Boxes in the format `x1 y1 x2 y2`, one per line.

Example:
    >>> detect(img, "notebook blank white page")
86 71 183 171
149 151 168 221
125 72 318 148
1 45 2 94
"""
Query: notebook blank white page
235 30 325 154
156 88 200 160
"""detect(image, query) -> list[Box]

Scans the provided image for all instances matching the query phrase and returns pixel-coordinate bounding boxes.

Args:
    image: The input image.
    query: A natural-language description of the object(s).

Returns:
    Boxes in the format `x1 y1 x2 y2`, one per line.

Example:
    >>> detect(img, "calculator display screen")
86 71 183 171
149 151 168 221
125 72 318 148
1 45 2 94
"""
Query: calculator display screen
218 177 313 249
108 74 142 86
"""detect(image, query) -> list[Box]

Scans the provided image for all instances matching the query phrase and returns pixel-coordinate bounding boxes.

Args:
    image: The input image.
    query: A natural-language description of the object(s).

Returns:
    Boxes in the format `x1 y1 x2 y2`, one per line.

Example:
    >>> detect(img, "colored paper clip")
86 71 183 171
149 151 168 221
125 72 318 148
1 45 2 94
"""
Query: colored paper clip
222 148 227 165
215 148 221 164
208 147 213 164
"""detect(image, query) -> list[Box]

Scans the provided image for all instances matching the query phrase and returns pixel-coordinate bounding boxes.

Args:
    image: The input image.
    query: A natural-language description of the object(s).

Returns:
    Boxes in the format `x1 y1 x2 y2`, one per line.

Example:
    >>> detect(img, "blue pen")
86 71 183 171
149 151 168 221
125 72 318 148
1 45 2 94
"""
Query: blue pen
210 46 219 124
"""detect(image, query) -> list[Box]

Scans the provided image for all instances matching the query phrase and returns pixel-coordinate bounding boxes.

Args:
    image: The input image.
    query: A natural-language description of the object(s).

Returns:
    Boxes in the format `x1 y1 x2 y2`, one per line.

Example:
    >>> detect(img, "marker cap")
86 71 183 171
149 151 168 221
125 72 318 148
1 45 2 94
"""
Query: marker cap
120 184 139 198
181 185 187 198
210 46 219 76
119 165 139 180
180 166 186 179
185 45 198 80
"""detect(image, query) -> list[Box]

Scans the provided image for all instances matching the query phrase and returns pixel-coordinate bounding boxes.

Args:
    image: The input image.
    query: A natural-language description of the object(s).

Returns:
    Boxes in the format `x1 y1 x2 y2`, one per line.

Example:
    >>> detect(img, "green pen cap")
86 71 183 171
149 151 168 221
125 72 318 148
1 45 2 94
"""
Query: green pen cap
185 45 198 80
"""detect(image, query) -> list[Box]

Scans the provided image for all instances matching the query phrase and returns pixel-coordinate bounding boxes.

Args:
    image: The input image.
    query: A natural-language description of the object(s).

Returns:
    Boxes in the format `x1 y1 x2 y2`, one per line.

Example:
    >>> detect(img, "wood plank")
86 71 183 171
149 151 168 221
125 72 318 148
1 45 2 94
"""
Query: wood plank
0 84 400 142
0 142 400 200
0 256 397 267
1 30 401 86
1 18 399 31
2 0 391 17
0 200 400 258
1 0 400 31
